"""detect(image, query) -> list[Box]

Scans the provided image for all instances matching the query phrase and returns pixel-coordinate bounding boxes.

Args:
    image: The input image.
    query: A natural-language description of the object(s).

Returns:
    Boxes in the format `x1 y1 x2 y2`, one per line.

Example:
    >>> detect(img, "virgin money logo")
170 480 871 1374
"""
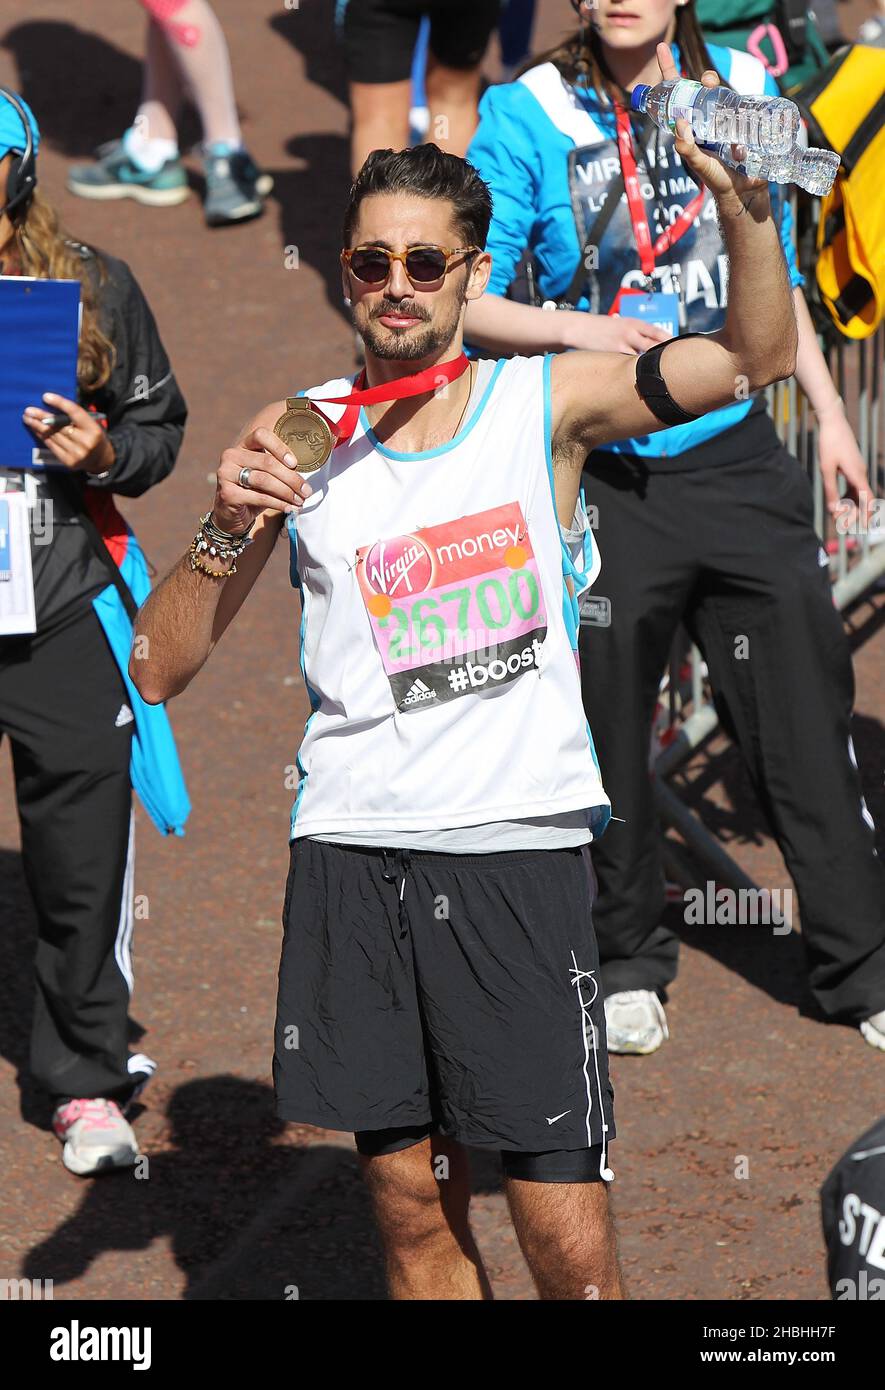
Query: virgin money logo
365 535 433 597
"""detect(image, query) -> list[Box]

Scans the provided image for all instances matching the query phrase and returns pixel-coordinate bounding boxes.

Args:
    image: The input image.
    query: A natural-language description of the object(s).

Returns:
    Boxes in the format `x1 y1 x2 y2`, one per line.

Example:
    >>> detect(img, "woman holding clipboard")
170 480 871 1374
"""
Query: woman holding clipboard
464 1 885 1055
0 89 189 1174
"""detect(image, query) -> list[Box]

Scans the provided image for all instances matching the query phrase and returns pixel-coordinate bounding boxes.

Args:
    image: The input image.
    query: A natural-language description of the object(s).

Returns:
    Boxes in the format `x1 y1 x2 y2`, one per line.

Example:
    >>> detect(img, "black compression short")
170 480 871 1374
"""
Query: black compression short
273 838 616 1181
341 0 502 85
354 1125 610 1183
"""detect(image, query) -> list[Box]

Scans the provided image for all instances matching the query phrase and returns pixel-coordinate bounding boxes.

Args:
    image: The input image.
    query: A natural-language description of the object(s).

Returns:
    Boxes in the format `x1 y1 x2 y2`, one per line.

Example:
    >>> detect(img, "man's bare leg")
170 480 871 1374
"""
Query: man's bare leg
359 1135 493 1300
505 1178 624 1300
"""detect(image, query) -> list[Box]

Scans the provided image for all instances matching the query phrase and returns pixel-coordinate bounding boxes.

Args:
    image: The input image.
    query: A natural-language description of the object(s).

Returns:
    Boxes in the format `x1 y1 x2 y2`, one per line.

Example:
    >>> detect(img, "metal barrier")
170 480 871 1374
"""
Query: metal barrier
654 225 885 894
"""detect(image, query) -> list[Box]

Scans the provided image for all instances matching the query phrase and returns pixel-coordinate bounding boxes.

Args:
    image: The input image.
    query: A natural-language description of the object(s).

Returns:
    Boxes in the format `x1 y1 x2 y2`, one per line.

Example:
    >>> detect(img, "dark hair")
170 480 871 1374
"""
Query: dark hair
528 3 722 97
342 143 493 250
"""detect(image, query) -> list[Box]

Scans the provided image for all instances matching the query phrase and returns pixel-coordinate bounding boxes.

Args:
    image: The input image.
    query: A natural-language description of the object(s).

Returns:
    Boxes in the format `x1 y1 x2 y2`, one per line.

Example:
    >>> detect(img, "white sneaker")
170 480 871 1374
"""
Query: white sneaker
857 16 885 47
604 989 669 1055
52 1098 140 1176
860 1010 885 1051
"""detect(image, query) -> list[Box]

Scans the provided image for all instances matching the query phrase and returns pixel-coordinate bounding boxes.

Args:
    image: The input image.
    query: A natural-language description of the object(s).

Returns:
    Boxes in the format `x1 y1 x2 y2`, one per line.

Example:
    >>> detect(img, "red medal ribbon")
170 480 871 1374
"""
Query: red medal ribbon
298 352 470 449
615 103 705 282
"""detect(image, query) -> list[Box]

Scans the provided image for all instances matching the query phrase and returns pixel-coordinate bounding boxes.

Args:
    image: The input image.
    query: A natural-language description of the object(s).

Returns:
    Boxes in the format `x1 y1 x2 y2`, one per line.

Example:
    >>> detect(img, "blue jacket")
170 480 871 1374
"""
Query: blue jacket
91 516 190 837
467 42 805 457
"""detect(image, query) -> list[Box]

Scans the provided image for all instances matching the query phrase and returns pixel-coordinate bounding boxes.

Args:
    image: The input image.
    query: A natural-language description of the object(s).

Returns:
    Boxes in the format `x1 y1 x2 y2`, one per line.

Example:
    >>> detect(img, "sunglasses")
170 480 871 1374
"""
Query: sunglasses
342 243 480 286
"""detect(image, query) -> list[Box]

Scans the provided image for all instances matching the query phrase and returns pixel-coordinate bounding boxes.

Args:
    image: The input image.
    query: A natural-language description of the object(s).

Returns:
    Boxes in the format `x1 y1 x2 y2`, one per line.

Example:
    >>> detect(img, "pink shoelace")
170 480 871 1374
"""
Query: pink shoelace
54 1098 123 1134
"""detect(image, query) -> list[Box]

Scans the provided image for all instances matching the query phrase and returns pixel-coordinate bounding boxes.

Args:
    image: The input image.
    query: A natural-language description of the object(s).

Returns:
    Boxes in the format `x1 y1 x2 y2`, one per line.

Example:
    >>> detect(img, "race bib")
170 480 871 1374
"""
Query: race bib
356 502 548 712
0 492 36 634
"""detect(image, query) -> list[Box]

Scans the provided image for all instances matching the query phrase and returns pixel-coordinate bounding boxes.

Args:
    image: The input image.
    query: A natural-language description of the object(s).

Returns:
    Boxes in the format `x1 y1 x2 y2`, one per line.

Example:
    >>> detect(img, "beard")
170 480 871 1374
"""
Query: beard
357 290 466 362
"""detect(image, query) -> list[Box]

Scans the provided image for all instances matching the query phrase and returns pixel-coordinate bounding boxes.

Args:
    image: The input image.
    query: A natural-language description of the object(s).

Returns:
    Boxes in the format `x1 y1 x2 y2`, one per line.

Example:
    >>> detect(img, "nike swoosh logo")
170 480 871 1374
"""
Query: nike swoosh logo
546 1110 571 1125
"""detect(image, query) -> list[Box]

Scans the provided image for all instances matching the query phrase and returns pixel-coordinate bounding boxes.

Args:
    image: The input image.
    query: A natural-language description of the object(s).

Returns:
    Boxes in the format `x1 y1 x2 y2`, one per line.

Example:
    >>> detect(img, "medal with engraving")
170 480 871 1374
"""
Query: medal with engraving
274 355 471 476
273 397 335 473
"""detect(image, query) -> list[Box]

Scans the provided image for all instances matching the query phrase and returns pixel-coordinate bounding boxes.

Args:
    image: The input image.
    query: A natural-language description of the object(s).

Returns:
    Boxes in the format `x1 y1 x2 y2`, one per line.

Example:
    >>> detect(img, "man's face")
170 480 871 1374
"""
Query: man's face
342 193 489 362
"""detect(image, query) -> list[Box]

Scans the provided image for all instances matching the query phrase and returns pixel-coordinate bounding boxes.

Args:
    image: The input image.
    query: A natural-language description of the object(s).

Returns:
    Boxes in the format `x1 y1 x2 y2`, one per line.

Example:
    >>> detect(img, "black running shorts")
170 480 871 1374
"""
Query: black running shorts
273 839 616 1171
341 0 502 85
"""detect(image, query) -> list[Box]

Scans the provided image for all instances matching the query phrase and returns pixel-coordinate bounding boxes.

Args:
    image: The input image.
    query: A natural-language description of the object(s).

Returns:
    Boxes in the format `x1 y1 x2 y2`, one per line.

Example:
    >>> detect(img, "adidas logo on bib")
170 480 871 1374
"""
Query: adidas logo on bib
401 677 436 707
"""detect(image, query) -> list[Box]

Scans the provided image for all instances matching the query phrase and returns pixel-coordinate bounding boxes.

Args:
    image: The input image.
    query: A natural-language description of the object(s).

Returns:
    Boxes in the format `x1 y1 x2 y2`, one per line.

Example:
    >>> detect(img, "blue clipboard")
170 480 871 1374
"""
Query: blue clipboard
0 276 81 470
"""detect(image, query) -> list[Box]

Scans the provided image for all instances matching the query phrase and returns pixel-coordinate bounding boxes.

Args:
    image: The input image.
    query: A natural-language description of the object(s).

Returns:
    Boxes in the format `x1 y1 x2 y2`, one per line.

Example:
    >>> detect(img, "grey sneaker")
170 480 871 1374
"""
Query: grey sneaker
605 989 669 1055
202 143 272 226
860 1009 885 1051
67 139 189 206
52 1098 140 1176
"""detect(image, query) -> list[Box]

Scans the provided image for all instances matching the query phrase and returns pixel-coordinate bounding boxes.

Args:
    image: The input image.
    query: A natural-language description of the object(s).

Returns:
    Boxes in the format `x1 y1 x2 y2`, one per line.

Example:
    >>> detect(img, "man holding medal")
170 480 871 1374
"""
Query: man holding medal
131 43 797 1300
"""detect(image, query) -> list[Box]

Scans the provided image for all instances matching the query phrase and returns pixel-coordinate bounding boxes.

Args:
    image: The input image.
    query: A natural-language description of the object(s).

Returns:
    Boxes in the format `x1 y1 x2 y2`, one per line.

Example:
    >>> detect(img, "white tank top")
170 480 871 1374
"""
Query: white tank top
286 353 610 842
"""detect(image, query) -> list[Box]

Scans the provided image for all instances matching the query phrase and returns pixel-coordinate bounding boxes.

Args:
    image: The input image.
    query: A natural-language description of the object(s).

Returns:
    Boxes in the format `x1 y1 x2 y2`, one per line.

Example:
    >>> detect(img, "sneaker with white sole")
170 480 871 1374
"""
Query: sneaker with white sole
860 1010 885 1051
52 1098 140 1176
202 143 272 226
67 139 190 206
605 989 669 1055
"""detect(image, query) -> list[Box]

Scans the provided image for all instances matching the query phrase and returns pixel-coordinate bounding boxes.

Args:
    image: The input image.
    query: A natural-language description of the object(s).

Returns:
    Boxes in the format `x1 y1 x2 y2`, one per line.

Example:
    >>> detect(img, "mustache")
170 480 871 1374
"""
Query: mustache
372 301 430 321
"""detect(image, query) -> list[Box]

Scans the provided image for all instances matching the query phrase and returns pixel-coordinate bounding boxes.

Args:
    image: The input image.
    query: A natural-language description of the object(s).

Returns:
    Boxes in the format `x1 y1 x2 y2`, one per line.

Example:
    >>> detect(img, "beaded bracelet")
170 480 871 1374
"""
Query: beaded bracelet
189 536 237 578
194 511 255 563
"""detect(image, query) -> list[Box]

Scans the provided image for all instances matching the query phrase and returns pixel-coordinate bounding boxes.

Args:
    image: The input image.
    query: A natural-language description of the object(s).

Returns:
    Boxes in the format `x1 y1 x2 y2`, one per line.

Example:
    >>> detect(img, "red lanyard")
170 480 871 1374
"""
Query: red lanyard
308 352 470 448
614 103 705 282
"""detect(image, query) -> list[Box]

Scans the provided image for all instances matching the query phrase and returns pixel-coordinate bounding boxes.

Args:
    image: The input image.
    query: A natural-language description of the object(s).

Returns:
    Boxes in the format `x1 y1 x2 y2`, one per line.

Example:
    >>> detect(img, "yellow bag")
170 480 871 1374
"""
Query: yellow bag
795 45 885 340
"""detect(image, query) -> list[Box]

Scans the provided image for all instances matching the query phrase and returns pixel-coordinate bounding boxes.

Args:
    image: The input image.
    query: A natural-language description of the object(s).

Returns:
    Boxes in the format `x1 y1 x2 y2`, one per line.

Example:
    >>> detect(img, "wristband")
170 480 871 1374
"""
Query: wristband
188 536 236 579
635 332 703 427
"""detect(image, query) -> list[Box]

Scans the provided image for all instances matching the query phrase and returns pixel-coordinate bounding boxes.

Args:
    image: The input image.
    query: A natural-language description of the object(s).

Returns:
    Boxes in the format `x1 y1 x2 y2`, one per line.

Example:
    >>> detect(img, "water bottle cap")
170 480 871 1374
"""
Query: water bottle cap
631 84 651 112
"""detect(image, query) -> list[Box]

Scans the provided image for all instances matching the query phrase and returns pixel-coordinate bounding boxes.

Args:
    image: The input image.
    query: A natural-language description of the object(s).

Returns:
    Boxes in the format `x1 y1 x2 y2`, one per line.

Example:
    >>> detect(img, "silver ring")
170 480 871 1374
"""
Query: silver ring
237 466 251 489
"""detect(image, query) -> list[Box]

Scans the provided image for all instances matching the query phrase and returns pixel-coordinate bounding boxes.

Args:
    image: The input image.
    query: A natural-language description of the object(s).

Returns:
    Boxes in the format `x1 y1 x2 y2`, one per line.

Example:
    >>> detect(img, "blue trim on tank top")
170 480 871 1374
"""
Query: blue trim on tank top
287 516 321 835
358 356 506 460
541 355 609 830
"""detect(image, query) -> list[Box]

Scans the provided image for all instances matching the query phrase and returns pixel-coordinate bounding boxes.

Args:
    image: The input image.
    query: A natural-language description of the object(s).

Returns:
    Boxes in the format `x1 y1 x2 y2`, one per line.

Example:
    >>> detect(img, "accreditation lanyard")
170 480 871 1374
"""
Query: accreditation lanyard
614 103 705 288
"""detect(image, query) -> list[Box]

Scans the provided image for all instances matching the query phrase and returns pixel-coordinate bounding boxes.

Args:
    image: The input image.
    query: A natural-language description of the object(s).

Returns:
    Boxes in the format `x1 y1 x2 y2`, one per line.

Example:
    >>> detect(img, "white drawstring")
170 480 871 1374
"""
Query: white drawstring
570 956 615 1183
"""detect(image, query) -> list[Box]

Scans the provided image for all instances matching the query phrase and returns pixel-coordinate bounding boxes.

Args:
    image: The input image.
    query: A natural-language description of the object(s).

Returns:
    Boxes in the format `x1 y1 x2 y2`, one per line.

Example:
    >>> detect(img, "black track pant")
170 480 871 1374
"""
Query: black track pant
579 412 885 1023
0 605 147 1103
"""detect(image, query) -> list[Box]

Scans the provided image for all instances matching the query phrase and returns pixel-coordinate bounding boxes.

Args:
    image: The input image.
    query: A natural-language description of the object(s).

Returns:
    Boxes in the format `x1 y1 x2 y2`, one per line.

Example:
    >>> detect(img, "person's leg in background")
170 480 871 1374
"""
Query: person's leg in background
579 455 700 1053
0 608 151 1174
68 0 271 225
497 0 536 80
349 78 413 176
424 1 500 156
132 15 183 149
343 0 419 175
684 445 885 1046
344 0 500 175
142 0 273 225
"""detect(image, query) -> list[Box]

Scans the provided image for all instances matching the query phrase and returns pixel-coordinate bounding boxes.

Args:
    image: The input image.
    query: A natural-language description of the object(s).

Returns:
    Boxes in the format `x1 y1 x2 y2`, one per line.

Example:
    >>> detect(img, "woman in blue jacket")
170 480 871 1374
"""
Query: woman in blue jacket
0 90 189 1174
465 0 885 1055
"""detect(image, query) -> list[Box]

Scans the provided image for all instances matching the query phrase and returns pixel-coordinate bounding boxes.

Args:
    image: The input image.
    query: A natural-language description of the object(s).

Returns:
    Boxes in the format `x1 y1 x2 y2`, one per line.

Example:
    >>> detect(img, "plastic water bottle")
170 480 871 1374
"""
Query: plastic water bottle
631 79 800 154
630 80 840 195
699 140 840 195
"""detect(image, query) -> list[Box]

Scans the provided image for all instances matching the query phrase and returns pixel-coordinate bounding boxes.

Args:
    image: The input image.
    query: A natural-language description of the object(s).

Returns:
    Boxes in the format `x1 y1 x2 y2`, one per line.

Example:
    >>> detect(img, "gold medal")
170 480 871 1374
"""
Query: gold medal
273 397 334 473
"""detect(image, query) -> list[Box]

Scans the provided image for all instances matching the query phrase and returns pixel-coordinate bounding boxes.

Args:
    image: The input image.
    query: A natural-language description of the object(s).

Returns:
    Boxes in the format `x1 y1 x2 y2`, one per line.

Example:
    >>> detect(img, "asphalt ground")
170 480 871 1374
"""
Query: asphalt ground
0 0 883 1303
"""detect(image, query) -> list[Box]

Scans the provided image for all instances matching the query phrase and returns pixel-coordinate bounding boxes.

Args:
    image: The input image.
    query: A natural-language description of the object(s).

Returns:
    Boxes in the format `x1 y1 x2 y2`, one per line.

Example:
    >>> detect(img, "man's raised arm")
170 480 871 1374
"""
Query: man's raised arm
551 44 798 490
129 402 312 705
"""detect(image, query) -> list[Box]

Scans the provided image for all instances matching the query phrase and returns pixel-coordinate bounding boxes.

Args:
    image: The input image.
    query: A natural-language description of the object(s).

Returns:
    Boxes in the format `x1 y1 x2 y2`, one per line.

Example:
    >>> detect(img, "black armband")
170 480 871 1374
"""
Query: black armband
635 332 704 427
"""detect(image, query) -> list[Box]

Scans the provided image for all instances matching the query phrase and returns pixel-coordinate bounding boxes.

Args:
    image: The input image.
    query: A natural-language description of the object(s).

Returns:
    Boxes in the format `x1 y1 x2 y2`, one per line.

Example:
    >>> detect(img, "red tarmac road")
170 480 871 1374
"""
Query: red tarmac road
0 1 883 1301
